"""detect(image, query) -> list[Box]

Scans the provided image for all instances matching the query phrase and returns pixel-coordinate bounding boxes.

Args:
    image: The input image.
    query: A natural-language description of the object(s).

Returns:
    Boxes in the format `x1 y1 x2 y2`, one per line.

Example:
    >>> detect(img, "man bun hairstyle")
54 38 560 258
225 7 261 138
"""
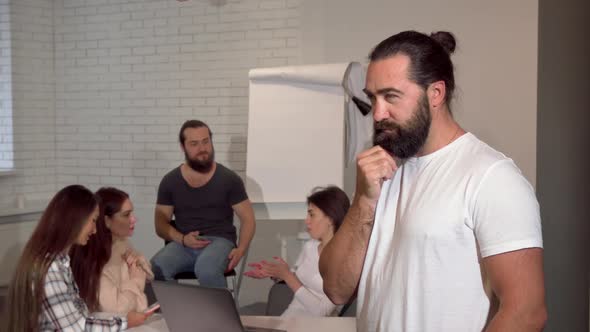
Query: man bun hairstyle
429 31 456 55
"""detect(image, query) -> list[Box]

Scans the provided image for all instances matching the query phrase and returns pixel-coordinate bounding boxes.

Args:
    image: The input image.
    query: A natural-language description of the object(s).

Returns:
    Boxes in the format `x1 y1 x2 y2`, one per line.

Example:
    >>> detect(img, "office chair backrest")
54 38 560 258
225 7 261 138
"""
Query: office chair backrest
265 281 294 316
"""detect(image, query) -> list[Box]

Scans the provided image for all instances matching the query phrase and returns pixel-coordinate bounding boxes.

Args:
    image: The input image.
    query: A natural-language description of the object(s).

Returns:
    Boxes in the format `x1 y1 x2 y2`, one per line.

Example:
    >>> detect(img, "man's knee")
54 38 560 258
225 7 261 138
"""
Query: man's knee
150 245 188 280
150 252 171 280
195 254 227 274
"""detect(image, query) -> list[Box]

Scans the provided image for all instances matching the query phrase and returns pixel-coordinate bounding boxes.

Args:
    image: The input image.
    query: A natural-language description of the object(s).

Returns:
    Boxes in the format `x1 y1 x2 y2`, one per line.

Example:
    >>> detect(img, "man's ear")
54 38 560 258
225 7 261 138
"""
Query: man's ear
427 80 447 109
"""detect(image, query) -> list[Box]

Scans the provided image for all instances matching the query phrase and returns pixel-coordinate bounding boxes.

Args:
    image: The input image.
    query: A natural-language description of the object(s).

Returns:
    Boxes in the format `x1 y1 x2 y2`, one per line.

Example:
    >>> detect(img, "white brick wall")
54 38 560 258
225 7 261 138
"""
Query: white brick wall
0 0 12 170
0 0 56 206
54 0 302 206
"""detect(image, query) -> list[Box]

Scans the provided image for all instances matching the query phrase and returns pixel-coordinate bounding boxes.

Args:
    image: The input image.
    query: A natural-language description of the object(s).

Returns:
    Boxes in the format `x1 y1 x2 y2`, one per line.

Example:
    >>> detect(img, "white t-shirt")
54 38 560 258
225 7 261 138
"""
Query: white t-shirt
282 239 338 317
356 133 543 332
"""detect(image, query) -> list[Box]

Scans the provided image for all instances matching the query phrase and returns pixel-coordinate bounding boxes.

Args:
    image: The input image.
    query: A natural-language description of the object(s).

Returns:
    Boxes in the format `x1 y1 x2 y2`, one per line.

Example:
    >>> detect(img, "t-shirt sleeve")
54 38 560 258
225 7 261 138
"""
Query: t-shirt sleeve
156 172 174 206
471 159 543 258
228 172 248 206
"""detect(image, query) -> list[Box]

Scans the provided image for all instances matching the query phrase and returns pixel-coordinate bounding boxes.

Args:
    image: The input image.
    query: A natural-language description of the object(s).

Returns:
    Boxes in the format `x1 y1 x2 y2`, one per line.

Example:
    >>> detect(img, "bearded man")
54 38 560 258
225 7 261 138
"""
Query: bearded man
320 31 546 332
151 120 255 288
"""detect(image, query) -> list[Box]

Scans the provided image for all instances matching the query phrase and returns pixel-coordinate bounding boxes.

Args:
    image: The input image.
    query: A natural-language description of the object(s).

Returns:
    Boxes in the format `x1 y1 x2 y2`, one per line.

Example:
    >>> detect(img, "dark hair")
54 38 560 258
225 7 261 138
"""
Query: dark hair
70 187 129 311
4 185 98 332
307 186 351 232
369 30 457 109
179 119 212 145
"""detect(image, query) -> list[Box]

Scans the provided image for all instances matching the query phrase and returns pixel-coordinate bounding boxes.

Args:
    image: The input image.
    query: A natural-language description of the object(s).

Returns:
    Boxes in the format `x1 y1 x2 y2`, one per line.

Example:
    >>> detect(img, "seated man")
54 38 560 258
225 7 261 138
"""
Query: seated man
150 119 255 288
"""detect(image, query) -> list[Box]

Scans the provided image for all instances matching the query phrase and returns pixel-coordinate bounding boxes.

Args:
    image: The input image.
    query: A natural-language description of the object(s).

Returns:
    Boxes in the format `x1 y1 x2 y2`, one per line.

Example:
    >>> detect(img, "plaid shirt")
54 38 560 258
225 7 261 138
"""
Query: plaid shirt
39 254 128 331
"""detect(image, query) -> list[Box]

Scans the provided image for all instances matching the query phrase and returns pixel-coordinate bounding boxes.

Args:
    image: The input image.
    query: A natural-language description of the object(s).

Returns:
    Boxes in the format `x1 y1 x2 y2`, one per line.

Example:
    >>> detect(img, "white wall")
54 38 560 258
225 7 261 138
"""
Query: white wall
0 0 12 170
0 0 56 207
301 0 538 186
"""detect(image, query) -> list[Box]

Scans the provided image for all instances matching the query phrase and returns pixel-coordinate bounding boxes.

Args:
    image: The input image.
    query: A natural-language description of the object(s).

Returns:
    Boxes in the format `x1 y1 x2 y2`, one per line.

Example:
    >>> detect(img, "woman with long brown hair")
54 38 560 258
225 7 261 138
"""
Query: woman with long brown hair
70 187 153 314
2 185 150 332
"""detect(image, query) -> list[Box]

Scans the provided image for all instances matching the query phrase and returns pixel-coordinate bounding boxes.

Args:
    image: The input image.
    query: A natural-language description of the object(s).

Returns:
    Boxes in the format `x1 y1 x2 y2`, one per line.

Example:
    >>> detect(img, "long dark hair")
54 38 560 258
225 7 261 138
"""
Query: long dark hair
307 186 351 232
70 187 129 311
3 185 98 332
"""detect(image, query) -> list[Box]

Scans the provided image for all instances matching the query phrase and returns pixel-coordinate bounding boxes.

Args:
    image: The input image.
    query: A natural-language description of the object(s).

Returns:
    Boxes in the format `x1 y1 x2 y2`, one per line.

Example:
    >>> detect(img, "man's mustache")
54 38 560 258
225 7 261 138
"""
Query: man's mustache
374 120 401 132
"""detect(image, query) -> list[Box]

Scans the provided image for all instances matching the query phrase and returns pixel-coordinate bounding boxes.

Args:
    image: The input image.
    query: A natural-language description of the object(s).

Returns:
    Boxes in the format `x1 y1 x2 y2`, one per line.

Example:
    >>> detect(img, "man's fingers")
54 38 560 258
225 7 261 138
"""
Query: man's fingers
193 239 210 248
364 160 396 181
357 145 389 160
228 260 237 271
358 150 397 173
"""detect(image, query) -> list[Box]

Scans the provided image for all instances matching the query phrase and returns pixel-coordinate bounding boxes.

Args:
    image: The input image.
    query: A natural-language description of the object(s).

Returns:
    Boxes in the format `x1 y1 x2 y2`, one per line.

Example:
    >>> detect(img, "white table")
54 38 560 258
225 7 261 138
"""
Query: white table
127 314 356 332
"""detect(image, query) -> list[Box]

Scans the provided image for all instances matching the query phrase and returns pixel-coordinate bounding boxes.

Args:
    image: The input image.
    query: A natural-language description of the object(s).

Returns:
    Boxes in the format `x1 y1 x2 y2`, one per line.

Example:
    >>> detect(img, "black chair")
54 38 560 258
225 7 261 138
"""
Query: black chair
338 297 356 317
163 220 248 308
265 281 294 316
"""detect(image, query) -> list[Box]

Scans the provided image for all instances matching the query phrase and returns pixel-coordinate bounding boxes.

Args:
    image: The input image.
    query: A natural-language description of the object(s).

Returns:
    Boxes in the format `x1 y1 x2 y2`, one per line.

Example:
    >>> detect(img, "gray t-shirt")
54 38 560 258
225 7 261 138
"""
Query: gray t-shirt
157 163 248 244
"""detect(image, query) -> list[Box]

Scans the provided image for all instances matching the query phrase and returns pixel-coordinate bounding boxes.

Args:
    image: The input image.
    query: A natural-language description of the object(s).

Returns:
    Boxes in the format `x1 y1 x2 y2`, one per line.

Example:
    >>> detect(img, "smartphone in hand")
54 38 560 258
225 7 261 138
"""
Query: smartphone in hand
194 234 207 241
144 302 160 314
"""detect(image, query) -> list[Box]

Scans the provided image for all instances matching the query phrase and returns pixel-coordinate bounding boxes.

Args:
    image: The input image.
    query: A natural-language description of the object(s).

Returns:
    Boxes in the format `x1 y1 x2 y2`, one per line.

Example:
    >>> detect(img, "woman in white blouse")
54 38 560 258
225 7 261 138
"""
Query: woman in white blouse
245 186 350 317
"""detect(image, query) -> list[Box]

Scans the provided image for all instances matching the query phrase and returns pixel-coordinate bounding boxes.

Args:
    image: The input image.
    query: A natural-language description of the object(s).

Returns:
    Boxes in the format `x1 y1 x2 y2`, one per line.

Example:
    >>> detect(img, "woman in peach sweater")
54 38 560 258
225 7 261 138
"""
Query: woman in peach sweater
71 187 153 314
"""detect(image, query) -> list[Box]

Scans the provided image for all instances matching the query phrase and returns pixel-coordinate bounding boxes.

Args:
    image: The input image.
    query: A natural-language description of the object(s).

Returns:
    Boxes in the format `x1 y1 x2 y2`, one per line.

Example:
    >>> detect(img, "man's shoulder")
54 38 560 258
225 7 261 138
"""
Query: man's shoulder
457 133 511 170
214 163 243 181
454 133 530 192
161 165 182 183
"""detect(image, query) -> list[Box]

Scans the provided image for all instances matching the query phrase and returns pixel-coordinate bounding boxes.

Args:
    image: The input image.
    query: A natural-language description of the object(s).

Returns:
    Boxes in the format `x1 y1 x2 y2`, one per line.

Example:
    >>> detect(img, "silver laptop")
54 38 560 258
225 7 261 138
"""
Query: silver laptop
151 281 286 332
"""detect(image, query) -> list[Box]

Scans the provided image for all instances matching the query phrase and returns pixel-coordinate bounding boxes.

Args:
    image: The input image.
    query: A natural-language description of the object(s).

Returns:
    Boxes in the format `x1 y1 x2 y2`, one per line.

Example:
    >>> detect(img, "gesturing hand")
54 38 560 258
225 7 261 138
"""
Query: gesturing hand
243 262 271 279
243 257 291 280
259 257 292 280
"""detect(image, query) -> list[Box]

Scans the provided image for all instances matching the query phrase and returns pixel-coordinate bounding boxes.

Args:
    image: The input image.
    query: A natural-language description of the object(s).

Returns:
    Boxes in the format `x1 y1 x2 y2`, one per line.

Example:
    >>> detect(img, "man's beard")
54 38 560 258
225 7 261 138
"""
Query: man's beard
373 94 431 159
185 148 215 173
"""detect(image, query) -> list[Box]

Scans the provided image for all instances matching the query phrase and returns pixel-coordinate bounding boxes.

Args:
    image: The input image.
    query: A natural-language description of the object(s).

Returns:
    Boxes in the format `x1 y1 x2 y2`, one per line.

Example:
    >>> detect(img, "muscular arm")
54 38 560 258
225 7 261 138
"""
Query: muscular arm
154 204 183 243
484 248 547 331
320 146 396 305
319 197 375 304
